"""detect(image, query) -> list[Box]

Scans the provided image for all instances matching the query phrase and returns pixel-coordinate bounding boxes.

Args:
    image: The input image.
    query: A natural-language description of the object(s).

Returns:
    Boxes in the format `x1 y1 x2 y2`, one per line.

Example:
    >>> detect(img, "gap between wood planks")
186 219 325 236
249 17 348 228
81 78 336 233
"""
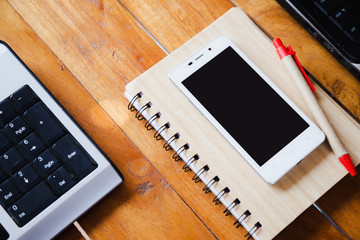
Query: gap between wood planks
66 0 353 238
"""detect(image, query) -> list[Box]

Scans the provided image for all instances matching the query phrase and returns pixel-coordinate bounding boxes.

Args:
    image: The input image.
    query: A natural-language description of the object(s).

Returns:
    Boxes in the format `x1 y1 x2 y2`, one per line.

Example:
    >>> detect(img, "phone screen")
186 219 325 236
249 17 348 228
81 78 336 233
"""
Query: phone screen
182 46 309 166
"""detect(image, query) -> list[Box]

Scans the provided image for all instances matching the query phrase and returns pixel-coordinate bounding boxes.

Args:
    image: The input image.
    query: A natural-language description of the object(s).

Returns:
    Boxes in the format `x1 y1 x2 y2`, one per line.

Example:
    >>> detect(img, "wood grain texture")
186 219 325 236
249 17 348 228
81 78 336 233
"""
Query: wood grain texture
275 206 346 240
230 1 360 239
3 0 360 239
119 0 234 53
313 168 360 239
120 0 360 239
124 8 360 239
8 0 249 238
232 0 360 122
7 0 249 239
1 1 216 239
0 5 86 239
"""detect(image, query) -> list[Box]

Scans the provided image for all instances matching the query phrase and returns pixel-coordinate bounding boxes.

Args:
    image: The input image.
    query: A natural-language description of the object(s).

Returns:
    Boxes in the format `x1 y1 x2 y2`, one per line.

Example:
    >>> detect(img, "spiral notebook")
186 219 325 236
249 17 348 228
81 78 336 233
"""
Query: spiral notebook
124 7 360 240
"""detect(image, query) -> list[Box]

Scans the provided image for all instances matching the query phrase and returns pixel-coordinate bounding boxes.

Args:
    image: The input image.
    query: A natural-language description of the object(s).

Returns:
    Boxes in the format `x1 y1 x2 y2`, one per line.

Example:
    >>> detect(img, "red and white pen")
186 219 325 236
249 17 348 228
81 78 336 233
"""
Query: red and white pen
273 38 357 176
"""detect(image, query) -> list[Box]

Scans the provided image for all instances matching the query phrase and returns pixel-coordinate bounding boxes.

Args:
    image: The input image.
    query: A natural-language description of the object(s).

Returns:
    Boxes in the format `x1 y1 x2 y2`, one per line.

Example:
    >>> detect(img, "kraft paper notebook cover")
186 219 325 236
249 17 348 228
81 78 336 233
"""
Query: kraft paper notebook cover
124 7 360 239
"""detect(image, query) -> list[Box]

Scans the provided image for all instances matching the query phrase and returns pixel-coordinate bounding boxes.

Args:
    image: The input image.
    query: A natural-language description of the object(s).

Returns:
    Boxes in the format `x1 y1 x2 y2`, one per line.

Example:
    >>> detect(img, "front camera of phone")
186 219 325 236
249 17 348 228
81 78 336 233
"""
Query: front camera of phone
208 48 212 51
188 62 193 66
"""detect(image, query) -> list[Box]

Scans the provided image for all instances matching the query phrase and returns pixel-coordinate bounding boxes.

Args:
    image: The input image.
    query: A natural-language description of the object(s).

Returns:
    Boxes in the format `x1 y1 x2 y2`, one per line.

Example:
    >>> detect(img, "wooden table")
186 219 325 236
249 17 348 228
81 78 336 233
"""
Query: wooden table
1 0 359 239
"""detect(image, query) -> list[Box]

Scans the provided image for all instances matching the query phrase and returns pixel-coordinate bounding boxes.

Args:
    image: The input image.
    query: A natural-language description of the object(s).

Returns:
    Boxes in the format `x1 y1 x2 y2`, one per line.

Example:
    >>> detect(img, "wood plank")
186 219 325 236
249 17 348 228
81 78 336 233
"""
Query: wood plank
123 6 360 239
119 0 234 52
7 0 250 239
114 0 360 239
0 3 84 240
275 206 346 240
118 0 359 239
230 1 360 239
1 1 215 239
231 0 360 122
7 0 359 239
314 169 360 239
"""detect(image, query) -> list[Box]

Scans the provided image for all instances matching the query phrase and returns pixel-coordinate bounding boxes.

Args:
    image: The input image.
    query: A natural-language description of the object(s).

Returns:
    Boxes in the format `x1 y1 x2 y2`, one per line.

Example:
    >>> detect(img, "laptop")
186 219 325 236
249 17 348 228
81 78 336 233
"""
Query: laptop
0 41 124 240
276 0 360 79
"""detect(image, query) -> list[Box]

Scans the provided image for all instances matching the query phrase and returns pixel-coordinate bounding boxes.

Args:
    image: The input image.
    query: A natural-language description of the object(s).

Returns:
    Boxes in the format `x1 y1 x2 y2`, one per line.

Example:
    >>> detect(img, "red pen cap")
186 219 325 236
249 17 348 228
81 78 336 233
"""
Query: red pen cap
339 153 357 176
273 38 295 59
273 38 316 92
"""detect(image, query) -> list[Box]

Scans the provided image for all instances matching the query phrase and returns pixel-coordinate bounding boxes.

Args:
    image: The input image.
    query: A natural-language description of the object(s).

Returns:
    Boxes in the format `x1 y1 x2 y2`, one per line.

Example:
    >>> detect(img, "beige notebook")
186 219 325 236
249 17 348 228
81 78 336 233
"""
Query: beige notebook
124 7 360 240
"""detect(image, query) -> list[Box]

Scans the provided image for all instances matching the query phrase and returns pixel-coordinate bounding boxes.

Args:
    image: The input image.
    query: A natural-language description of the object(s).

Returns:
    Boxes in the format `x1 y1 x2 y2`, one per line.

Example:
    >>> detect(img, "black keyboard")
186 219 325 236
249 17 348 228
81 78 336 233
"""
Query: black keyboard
315 0 360 37
277 0 360 77
0 41 123 240
0 86 97 227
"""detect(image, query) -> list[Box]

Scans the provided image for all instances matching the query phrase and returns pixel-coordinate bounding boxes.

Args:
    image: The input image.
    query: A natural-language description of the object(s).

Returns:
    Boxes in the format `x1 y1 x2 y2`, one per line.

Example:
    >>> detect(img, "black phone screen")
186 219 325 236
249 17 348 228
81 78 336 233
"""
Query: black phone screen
182 46 309 166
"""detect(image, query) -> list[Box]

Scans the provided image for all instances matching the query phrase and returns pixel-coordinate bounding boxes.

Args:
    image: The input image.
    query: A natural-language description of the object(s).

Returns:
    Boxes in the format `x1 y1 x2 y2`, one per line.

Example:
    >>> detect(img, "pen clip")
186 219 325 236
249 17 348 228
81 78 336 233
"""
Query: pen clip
273 38 316 92
291 50 316 92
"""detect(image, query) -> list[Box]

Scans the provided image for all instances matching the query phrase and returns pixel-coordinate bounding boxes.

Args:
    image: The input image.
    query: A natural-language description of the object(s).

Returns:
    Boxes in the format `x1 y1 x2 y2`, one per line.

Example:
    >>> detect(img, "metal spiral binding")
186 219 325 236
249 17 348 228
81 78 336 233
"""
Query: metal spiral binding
213 187 230 205
203 176 219 194
163 133 180 151
244 222 262 240
154 122 170 140
128 92 142 111
223 198 240 216
128 92 261 239
173 143 190 161
234 210 251 228
135 102 152 121
145 112 161 130
182 154 199 172
192 165 209 183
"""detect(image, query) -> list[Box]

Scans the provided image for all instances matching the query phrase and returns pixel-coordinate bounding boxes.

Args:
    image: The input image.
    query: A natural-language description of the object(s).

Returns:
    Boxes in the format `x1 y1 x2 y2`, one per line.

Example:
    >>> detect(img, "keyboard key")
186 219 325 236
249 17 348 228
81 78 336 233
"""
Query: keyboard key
0 85 105 230
345 24 360 42
0 168 7 182
9 86 37 113
0 179 21 208
329 2 360 31
48 167 75 195
24 103 65 144
0 148 26 175
52 135 96 179
13 165 41 193
0 100 16 127
4 116 32 143
0 131 11 155
18 133 45 160
314 0 344 16
7 181 56 227
33 150 61 177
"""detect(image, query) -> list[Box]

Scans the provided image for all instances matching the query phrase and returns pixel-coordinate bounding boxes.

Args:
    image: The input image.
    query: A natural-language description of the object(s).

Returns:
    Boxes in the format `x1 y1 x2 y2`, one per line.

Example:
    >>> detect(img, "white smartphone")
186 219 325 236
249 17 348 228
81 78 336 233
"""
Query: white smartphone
169 35 325 184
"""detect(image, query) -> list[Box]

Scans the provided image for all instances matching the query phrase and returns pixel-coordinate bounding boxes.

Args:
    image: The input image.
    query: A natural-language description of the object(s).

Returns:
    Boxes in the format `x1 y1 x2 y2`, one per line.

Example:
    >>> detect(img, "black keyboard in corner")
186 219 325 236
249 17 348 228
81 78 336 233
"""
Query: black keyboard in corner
277 0 360 78
0 41 123 240
0 86 97 227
